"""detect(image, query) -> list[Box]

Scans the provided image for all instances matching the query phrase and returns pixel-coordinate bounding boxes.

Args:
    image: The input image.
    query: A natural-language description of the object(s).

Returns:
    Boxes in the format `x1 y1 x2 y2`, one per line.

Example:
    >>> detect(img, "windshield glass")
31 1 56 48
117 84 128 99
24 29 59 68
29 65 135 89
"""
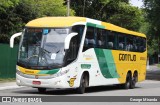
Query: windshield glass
18 28 70 69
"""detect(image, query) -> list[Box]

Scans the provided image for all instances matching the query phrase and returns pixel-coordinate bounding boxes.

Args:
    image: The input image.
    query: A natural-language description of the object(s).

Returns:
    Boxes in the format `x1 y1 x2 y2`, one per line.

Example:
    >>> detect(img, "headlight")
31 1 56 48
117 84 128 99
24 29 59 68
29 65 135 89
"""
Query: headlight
50 69 69 78
16 69 24 76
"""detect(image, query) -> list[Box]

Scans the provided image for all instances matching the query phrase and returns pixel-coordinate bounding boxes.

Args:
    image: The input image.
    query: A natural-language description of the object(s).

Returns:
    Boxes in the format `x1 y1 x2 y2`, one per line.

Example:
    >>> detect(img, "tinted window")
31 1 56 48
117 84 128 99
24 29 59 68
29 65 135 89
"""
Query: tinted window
97 29 106 48
72 25 85 41
126 36 134 51
137 37 146 52
66 35 80 64
107 31 116 49
83 26 96 51
82 26 146 53
118 34 126 50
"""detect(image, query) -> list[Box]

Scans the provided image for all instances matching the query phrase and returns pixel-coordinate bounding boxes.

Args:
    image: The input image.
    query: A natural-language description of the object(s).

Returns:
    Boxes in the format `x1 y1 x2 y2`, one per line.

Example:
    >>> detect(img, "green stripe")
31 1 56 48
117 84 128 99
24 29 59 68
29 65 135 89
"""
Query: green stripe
87 22 105 29
103 49 119 78
87 23 96 27
38 69 59 75
81 64 91 69
96 24 105 29
94 48 119 78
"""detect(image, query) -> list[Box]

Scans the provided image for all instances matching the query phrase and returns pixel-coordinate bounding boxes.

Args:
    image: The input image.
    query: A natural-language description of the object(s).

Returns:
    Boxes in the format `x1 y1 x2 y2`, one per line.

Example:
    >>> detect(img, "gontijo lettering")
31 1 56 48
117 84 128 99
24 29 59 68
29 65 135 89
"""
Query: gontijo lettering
119 53 136 61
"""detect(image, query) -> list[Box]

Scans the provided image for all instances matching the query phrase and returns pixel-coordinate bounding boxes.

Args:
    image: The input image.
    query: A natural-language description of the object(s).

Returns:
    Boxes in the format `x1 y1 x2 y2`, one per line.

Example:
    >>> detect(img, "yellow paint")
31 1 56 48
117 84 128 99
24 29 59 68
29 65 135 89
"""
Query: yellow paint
18 66 46 76
26 17 86 27
69 78 76 87
111 50 147 83
101 22 146 38
25 16 146 39
85 58 93 60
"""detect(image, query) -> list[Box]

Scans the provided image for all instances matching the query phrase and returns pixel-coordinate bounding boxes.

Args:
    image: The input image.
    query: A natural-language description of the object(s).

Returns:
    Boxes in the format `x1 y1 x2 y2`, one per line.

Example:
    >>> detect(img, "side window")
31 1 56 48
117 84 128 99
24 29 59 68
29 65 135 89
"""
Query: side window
132 36 138 52
143 38 146 52
118 34 125 50
107 31 115 49
66 35 80 64
72 25 85 41
137 37 146 52
126 36 133 51
97 29 106 48
83 26 96 51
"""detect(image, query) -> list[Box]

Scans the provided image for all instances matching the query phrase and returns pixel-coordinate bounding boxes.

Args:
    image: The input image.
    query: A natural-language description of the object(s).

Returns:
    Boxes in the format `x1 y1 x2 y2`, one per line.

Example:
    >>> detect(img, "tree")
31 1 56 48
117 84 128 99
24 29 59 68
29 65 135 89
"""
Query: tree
143 0 160 58
0 0 75 44
106 1 143 31
0 0 74 37
144 0 160 35
0 0 20 35
69 0 143 31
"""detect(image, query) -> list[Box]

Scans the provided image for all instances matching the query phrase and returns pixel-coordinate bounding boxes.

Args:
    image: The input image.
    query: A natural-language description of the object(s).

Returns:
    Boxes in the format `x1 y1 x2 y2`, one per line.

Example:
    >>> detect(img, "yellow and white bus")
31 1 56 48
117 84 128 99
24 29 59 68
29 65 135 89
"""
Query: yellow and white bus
10 17 147 94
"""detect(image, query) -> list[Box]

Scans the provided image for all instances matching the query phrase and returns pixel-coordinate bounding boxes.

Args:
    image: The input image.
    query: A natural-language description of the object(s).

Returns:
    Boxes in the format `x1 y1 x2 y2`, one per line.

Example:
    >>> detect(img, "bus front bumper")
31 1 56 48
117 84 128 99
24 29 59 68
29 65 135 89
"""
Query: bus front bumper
16 73 71 89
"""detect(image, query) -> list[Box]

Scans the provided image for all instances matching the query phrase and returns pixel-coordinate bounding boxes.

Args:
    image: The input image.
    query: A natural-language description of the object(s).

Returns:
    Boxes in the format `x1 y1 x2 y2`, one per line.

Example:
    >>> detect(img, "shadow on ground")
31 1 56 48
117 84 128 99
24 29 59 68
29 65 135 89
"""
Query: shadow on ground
12 85 141 96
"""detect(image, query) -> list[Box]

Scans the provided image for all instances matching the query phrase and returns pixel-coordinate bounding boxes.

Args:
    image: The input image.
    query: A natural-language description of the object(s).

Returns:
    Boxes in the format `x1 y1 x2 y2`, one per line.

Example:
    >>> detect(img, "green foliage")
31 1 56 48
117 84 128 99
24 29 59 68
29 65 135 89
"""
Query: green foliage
107 2 143 31
0 34 10 44
144 0 160 35
147 39 158 56
0 34 20 44
18 0 74 17
0 0 19 8
0 0 74 41
0 78 15 83
0 0 23 37
143 0 160 56
157 64 160 68
70 0 143 31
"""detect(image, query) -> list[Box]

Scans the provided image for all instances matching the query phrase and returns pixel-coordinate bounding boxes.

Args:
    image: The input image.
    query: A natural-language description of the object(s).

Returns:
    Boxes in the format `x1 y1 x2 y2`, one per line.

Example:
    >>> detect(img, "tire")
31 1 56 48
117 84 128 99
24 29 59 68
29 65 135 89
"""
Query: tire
122 73 132 89
77 74 87 94
130 73 138 89
38 88 46 93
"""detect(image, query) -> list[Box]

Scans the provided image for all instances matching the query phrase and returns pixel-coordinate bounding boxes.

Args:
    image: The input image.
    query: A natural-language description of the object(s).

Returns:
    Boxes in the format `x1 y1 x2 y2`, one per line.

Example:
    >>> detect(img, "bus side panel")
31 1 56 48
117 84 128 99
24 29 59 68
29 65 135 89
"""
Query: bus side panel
79 48 120 87
77 48 147 87
112 50 147 84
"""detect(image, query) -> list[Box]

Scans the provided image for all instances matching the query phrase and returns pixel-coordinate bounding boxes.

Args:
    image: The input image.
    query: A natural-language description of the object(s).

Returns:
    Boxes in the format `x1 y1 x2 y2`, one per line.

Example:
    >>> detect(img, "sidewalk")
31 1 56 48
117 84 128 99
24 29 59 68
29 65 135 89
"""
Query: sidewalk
147 64 160 71
146 64 160 81
0 81 24 90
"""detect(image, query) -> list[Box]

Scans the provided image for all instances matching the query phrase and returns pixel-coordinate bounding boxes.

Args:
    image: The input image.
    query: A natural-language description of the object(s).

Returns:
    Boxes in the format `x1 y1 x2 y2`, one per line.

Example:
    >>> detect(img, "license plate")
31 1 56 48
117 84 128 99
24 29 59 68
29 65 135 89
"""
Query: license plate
32 81 41 85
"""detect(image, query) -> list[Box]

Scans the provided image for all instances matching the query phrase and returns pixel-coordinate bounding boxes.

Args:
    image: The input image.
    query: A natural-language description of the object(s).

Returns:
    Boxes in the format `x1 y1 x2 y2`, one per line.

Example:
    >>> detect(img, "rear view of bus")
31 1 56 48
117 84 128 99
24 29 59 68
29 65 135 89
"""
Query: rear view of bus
10 17 147 94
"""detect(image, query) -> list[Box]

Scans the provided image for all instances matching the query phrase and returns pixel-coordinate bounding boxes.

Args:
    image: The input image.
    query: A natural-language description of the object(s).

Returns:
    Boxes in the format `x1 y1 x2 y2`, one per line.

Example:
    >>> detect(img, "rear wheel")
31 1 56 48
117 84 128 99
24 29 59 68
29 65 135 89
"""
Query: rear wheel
122 73 132 89
77 74 88 94
130 72 138 89
38 88 46 93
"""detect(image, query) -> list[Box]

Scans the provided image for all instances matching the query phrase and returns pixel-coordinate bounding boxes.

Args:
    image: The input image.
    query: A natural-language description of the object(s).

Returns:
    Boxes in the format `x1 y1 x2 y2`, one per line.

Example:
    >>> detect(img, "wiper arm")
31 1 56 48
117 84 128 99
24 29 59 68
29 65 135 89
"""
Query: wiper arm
56 50 60 53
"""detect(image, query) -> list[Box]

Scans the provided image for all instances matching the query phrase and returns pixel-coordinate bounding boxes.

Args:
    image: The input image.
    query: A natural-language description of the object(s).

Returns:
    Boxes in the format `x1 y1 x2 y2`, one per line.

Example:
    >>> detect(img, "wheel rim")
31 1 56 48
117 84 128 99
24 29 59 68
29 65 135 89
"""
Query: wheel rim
126 78 130 89
132 74 137 87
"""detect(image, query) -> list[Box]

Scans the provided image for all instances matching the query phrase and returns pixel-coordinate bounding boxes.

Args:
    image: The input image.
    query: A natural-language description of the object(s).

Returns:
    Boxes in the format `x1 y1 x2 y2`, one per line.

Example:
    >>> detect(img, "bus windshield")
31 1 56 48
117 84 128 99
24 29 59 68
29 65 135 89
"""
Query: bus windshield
18 28 70 69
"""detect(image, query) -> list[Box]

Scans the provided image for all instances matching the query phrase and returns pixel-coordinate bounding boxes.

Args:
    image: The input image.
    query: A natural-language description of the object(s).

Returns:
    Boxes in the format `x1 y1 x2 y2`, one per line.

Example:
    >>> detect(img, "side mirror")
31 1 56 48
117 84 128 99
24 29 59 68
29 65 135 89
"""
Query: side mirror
10 32 22 48
64 32 78 49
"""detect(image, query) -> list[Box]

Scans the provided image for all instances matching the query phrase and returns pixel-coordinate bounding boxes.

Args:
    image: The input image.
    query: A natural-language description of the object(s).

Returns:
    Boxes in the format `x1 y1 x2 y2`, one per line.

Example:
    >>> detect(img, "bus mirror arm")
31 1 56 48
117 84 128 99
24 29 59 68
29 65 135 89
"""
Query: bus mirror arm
64 32 78 49
10 32 22 48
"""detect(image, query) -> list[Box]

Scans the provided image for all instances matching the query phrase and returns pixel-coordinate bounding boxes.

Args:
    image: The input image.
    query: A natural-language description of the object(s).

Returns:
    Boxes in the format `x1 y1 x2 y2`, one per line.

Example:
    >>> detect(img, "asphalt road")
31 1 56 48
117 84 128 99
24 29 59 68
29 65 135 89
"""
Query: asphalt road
0 69 160 105
0 69 160 96
0 79 160 96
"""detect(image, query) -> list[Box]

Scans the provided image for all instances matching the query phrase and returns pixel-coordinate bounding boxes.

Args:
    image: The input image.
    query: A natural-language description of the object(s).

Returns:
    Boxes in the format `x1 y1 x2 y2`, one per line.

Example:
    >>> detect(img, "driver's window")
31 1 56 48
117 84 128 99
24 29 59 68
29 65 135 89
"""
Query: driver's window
66 35 80 64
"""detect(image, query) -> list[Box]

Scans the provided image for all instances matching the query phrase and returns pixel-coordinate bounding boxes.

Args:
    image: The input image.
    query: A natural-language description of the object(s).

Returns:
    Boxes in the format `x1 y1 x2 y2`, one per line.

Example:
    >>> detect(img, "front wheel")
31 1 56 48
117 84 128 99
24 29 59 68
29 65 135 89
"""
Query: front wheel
77 75 87 94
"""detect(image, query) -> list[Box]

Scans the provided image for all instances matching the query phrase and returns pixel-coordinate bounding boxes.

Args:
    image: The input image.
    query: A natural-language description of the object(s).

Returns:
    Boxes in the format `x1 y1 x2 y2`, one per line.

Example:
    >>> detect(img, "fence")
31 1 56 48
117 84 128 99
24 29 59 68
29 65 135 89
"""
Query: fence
0 44 18 78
